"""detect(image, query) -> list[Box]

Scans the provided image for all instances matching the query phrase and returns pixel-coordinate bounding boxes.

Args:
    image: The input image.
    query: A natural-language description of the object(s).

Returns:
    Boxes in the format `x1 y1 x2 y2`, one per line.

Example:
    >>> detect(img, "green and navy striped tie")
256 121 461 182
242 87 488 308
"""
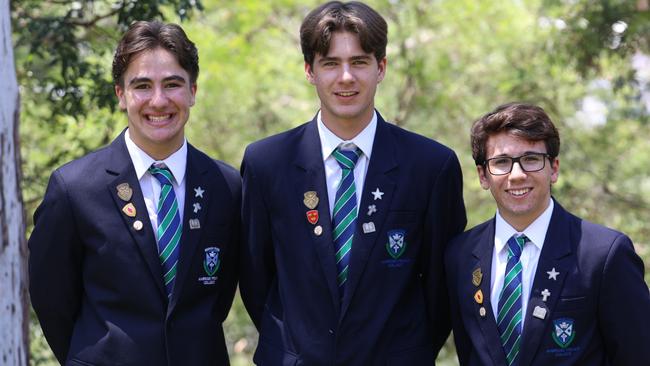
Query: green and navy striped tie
332 146 361 298
149 164 182 298
497 234 527 366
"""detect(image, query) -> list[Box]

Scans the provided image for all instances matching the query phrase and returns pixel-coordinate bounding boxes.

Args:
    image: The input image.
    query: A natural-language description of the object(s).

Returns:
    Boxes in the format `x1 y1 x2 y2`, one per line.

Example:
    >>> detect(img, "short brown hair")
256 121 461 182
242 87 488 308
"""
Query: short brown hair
300 1 388 66
471 103 560 166
112 21 199 87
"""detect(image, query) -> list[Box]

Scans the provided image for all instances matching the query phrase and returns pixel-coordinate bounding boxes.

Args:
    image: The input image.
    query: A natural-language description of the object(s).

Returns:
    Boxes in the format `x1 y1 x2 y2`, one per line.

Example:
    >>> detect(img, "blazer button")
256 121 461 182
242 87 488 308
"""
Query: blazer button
328 329 334 335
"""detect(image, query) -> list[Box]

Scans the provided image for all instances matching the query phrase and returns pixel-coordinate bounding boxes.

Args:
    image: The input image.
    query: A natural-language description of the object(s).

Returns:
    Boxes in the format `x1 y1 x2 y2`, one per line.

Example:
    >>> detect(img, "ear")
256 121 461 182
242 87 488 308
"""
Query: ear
305 62 316 85
477 165 490 190
377 57 387 83
550 157 560 184
189 83 197 106
115 84 126 110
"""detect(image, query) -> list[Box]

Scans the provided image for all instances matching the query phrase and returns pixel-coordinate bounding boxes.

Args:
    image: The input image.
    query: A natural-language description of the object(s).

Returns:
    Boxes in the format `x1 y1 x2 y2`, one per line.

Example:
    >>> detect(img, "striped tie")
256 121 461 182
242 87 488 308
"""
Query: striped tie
497 234 527 366
149 164 182 298
332 146 361 298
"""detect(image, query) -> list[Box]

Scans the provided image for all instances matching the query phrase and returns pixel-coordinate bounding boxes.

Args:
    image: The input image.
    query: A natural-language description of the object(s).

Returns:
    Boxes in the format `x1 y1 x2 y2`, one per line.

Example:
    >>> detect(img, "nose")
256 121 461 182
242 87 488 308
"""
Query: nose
149 86 168 107
340 64 354 83
509 161 527 180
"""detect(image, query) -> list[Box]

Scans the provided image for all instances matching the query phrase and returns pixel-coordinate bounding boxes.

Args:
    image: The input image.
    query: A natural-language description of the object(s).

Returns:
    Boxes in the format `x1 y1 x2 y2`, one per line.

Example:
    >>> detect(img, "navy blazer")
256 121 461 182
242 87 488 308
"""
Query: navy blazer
29 131 241 366
240 112 467 366
445 200 650 365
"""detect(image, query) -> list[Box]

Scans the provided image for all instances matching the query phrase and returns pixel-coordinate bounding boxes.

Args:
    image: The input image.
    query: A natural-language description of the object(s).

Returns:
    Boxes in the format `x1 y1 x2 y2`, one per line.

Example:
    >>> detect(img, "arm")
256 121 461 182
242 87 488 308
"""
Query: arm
599 233 650 365
424 151 467 353
28 170 83 363
239 151 276 329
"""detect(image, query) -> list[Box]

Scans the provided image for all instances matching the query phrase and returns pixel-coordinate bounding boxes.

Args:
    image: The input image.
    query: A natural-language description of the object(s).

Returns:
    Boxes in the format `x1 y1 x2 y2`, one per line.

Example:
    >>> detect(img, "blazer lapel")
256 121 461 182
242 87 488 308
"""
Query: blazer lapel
168 145 211 312
519 202 573 366
340 115 398 318
293 119 340 314
471 219 509 366
106 133 166 298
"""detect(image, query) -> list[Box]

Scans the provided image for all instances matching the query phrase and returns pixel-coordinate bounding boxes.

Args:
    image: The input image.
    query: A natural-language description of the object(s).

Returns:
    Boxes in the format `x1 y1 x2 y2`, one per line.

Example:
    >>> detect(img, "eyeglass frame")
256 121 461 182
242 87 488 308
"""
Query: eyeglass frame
483 152 553 176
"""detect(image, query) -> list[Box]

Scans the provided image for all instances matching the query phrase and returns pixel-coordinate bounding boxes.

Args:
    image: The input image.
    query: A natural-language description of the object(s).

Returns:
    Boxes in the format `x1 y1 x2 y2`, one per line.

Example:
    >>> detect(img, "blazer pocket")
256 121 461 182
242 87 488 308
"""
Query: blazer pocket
387 344 434 365
557 295 587 310
386 211 417 224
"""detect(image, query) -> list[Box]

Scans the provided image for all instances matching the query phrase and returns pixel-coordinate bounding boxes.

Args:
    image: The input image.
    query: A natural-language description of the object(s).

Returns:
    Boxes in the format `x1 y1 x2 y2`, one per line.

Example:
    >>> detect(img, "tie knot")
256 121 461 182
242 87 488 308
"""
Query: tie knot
149 164 175 186
507 234 527 258
333 146 361 170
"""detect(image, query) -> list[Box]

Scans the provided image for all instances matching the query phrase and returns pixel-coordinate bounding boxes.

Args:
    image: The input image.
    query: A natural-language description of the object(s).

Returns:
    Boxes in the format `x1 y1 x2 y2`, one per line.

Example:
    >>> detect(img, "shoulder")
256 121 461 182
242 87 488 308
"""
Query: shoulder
52 144 113 186
560 208 630 255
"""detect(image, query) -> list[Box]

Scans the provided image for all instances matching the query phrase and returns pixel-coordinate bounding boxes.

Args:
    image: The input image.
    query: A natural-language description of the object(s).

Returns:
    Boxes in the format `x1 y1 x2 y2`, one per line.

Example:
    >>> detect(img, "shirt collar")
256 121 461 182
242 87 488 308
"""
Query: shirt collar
317 110 377 161
124 129 187 185
494 198 554 253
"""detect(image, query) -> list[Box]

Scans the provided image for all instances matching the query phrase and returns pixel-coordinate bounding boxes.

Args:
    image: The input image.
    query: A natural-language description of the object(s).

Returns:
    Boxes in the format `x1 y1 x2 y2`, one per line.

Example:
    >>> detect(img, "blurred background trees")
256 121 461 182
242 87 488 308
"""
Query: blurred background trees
12 0 649 365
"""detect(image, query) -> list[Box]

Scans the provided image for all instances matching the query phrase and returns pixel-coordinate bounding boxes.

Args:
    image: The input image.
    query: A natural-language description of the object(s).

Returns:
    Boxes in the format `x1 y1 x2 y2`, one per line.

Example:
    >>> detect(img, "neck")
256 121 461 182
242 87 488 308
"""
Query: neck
143 141 182 161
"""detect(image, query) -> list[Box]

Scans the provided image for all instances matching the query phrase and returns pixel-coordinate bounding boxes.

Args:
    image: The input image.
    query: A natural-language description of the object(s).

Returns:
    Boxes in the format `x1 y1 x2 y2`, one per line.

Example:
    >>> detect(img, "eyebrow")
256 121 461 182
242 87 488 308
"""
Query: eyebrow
127 75 187 86
490 151 547 158
317 55 372 63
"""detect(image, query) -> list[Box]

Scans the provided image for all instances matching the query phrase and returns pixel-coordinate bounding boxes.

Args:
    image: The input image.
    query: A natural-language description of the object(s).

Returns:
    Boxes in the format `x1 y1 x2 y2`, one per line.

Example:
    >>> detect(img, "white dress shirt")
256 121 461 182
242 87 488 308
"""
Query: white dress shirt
318 110 377 218
490 199 554 328
124 129 187 235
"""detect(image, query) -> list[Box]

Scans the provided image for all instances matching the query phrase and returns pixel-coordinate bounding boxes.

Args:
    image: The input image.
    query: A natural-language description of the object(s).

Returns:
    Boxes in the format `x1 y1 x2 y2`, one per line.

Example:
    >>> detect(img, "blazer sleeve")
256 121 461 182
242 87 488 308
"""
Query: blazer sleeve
598 233 650 365
213 163 242 323
239 151 276 329
423 150 467 352
28 170 83 363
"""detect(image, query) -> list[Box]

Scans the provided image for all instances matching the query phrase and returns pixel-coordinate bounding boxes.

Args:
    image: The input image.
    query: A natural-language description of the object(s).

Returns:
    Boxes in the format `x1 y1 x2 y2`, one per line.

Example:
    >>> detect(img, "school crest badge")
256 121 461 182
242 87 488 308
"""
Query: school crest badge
203 247 221 276
386 229 407 259
552 318 576 348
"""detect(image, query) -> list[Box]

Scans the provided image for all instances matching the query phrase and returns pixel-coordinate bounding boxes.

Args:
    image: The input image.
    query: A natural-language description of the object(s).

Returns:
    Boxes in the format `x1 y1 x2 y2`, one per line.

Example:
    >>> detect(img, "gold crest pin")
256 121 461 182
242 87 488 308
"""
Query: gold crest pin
472 267 483 287
116 183 133 202
303 191 319 210
122 202 136 217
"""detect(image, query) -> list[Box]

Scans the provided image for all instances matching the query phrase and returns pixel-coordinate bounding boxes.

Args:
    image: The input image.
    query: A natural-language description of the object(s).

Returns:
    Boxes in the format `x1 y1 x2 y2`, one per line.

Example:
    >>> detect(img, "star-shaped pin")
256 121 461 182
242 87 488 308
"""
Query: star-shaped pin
194 186 205 198
193 202 202 213
541 288 551 302
367 204 377 216
547 267 559 281
371 188 384 200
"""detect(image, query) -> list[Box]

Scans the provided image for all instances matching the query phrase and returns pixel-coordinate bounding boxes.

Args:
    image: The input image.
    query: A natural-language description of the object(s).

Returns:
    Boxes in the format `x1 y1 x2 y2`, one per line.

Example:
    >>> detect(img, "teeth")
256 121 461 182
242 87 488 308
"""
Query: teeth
148 114 171 121
337 92 356 97
510 188 530 196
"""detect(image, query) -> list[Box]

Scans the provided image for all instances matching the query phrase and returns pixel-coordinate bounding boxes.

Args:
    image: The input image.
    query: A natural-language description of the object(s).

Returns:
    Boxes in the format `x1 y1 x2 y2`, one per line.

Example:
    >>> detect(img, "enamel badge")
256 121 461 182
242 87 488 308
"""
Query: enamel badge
306 210 319 225
303 191 319 209
122 203 136 217
474 289 484 304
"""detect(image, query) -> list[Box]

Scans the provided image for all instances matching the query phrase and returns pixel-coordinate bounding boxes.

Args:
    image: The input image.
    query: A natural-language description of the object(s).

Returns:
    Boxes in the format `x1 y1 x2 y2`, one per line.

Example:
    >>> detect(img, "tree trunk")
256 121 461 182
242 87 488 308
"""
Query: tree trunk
0 0 29 365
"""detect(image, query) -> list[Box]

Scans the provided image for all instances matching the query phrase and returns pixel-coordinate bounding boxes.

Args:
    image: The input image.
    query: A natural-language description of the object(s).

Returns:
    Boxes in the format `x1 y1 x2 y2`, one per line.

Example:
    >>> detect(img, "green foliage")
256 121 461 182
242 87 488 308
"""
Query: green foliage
17 0 650 365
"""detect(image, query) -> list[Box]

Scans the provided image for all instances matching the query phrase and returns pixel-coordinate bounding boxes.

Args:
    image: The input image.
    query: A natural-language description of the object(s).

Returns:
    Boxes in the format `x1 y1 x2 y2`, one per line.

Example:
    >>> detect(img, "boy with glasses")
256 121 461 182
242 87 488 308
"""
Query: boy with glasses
445 102 650 365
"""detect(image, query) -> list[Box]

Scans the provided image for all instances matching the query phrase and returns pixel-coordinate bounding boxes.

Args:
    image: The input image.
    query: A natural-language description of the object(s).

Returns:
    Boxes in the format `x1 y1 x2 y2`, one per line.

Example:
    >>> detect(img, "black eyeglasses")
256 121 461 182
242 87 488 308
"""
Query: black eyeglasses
484 153 551 175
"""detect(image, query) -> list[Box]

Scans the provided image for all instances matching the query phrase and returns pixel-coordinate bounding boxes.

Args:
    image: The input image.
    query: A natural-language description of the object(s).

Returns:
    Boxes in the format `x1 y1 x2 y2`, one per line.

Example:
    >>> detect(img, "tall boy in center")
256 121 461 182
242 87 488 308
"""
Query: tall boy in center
240 2 467 365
